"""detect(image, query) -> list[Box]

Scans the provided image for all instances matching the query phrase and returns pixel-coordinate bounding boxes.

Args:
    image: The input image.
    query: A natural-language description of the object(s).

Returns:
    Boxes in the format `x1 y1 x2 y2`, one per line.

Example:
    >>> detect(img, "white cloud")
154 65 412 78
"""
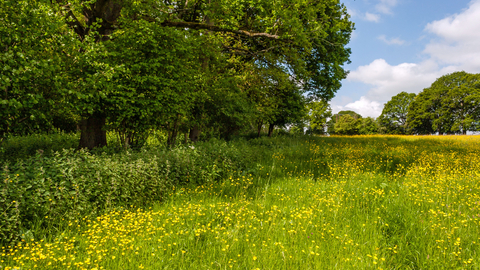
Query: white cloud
375 0 398 15
424 0 480 71
365 12 381 22
344 97 383 118
378 35 405 45
348 59 447 101
330 96 382 118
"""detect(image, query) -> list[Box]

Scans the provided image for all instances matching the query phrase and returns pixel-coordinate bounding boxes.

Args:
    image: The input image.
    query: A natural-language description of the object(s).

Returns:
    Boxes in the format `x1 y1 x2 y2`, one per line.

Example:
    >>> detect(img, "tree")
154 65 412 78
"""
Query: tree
441 73 480 134
99 22 209 147
358 117 379 135
407 90 437 135
334 114 360 135
327 110 361 135
306 100 332 135
407 71 480 135
378 91 416 134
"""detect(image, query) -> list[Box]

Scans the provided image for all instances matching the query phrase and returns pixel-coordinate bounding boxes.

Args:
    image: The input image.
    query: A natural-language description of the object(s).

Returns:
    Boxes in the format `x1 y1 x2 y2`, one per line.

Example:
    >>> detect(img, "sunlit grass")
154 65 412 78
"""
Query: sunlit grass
2 135 480 269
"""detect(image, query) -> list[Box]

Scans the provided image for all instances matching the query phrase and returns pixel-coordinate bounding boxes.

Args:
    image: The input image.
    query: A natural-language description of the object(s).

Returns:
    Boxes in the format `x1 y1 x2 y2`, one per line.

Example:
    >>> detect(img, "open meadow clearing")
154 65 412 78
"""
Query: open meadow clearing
2 135 480 269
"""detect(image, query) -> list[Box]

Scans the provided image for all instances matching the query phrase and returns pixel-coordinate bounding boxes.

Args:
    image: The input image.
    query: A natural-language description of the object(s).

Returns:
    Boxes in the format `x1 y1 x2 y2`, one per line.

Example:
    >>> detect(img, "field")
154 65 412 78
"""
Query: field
2 135 480 269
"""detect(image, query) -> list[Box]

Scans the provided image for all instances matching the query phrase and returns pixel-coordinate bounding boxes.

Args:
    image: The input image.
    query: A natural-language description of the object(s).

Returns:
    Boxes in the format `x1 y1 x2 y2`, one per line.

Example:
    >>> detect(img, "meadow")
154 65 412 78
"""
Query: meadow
1 135 480 269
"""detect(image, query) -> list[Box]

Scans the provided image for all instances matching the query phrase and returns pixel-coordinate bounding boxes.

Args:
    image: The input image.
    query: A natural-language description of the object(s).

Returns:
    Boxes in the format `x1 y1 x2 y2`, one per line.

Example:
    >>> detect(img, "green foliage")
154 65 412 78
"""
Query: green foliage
0 0 77 139
250 67 307 134
378 92 416 134
329 113 378 136
328 110 362 135
305 100 332 135
100 22 202 147
358 117 379 135
334 114 360 135
407 71 480 135
0 0 354 147
0 135 275 245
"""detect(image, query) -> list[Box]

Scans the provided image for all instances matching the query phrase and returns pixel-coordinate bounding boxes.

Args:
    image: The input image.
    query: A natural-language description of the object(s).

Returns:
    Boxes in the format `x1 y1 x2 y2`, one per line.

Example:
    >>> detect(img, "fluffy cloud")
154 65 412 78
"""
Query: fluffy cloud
378 35 406 45
339 60 457 118
348 59 451 101
344 97 383 118
365 12 381 22
358 0 399 23
424 0 480 71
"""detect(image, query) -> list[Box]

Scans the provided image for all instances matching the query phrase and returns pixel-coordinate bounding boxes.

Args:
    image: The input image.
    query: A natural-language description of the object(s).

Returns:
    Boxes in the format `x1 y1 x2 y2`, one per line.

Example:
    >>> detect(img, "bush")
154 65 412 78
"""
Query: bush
0 138 274 245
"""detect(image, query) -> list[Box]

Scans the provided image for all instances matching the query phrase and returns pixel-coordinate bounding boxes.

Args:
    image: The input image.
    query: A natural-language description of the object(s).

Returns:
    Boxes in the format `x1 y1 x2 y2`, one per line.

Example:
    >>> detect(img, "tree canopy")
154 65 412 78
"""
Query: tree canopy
327 110 361 135
407 71 480 135
1 0 354 147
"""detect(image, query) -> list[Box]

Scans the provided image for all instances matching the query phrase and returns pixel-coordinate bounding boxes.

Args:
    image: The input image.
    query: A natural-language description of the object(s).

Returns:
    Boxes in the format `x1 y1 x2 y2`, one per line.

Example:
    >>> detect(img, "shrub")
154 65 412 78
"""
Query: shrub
0 138 274 245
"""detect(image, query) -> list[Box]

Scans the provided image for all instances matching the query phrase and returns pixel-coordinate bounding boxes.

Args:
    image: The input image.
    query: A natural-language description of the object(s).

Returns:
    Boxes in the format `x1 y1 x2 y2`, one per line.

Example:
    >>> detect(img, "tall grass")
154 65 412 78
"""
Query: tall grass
2 135 480 269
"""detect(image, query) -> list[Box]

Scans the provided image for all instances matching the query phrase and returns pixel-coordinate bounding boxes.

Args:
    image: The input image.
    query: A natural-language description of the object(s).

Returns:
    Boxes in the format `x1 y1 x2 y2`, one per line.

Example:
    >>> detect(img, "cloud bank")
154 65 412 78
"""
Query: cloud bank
337 0 480 118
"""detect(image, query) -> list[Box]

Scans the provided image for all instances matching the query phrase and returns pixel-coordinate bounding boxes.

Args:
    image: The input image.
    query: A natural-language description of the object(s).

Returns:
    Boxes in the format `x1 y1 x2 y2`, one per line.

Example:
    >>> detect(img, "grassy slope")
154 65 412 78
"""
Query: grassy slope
2 135 480 269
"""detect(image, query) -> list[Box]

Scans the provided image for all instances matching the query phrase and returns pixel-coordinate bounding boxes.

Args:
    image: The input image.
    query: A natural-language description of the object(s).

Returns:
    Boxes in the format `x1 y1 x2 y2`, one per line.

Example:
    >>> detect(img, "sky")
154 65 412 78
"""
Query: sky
331 0 480 118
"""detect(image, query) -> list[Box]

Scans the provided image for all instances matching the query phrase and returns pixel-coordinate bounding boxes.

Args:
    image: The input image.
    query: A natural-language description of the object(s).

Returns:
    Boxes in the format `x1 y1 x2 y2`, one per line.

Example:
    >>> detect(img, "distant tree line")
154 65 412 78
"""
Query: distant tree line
295 71 480 136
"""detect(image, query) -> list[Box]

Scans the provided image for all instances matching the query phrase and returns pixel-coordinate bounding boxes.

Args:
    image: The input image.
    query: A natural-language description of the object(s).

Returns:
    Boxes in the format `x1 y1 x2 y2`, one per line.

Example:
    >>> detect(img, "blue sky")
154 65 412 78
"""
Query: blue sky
331 0 480 117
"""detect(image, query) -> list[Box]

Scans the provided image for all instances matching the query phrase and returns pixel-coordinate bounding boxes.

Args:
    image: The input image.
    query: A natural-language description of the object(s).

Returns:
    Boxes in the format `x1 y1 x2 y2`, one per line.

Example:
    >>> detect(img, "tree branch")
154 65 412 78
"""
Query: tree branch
55 2 86 40
159 20 282 39
222 44 283 56
65 10 86 40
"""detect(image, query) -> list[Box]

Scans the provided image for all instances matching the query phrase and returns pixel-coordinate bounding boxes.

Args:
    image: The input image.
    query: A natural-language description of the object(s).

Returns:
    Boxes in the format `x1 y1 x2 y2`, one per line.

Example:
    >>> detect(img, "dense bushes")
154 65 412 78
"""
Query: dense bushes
0 138 273 245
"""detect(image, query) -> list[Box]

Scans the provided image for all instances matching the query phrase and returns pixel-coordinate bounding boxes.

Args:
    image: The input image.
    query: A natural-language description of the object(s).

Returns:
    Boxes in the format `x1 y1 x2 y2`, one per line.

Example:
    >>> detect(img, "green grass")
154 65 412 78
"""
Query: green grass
2 135 480 269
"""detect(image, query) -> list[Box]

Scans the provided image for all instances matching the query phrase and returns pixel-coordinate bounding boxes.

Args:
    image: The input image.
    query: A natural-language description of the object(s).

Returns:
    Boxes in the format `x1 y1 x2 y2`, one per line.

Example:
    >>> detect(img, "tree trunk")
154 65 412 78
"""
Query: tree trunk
78 114 107 149
167 116 180 146
189 125 201 142
268 124 275 137
167 129 177 146
257 121 263 137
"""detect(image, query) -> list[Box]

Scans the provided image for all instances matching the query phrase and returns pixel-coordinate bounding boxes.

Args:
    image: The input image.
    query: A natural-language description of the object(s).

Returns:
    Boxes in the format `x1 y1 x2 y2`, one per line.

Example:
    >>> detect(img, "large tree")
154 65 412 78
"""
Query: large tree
407 72 480 135
378 91 416 134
